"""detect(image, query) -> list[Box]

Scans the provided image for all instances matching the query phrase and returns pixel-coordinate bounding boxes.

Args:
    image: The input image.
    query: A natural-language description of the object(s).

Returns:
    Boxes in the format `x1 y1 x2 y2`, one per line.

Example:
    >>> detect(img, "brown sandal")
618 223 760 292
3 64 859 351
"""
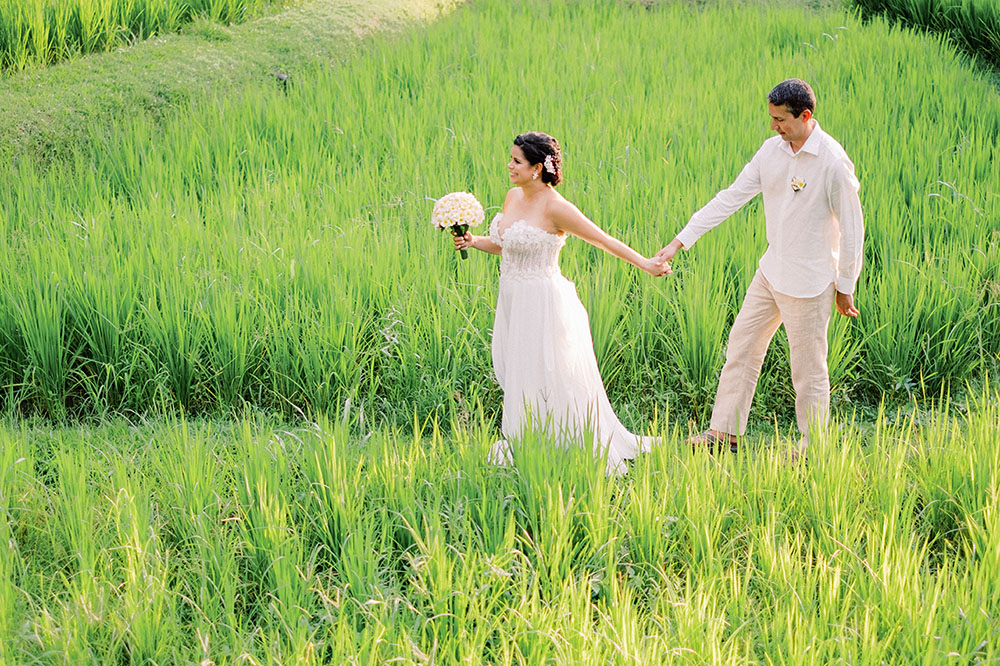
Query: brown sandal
687 430 738 454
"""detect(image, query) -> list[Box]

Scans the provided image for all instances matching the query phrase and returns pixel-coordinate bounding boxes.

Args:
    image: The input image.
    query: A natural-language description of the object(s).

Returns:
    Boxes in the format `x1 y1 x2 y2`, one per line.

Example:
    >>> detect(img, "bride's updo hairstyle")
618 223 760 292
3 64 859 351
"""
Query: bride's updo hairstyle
514 131 563 186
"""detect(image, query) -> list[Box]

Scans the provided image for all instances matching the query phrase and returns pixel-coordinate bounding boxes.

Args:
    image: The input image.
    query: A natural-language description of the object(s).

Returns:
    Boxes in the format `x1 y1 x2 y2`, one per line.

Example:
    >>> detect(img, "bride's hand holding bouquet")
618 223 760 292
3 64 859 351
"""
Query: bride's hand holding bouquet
432 192 484 260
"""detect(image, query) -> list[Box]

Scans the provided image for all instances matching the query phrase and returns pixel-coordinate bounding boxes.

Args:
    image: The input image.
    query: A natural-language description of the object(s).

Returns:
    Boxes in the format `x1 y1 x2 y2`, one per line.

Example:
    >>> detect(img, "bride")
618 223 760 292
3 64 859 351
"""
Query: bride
454 131 671 474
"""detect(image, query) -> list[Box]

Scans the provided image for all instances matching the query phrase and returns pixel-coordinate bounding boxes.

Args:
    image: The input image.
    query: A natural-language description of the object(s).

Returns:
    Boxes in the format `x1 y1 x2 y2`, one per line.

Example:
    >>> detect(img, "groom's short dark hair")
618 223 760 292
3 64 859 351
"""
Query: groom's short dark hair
768 79 816 118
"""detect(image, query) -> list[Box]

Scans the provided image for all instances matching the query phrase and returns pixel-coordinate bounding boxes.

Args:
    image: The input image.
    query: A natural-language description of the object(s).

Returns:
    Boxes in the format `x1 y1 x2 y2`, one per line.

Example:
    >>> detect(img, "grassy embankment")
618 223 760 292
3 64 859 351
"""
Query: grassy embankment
0 0 295 72
0 0 458 165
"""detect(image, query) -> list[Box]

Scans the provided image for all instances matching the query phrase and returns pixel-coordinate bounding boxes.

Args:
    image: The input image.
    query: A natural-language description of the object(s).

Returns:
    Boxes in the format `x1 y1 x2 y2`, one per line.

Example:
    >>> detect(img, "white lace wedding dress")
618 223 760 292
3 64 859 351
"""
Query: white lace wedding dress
487 213 658 475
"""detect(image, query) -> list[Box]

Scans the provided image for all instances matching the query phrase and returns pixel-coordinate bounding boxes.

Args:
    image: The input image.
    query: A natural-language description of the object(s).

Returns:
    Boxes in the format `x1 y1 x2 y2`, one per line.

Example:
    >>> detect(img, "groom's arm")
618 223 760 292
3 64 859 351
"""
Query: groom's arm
829 155 864 318
677 150 764 249
658 148 765 262
655 237 685 264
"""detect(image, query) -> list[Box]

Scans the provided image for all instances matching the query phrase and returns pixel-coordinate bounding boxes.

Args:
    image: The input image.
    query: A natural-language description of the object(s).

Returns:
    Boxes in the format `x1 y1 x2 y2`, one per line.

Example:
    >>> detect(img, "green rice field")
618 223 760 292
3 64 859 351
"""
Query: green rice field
0 0 998 662
2 0 998 425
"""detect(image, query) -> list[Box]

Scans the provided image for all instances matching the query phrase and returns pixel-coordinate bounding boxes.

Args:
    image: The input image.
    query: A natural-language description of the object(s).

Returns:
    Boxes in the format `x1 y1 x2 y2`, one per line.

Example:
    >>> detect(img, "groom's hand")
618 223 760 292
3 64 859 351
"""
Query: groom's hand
655 238 684 265
836 291 859 318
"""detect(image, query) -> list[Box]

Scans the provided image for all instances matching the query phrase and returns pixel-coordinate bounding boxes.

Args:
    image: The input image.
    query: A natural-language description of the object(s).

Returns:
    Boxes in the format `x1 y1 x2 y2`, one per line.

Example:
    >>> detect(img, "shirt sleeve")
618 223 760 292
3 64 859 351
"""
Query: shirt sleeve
674 146 763 250
830 156 864 294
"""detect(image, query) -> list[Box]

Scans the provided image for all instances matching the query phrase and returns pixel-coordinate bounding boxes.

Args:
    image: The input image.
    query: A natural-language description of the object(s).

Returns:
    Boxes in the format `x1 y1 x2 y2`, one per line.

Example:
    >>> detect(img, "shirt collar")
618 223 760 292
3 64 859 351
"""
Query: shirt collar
778 120 822 157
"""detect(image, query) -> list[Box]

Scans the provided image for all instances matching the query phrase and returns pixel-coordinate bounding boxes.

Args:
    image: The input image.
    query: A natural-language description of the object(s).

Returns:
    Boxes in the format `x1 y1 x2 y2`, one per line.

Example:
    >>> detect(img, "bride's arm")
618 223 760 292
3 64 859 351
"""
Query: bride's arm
550 200 670 276
455 232 501 255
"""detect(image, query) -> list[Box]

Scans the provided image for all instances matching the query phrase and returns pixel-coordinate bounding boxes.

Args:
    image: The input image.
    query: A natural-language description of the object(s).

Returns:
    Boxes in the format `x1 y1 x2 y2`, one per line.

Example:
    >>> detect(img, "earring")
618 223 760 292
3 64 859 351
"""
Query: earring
532 172 538 180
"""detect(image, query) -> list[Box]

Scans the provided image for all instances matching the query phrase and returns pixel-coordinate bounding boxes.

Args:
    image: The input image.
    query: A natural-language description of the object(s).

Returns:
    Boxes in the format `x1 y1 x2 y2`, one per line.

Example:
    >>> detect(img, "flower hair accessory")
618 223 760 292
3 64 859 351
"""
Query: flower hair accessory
543 154 556 175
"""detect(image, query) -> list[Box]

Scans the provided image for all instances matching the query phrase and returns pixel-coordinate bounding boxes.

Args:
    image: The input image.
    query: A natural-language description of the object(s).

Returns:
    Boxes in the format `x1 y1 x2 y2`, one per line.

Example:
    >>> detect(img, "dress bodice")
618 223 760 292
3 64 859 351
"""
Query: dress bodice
490 213 566 281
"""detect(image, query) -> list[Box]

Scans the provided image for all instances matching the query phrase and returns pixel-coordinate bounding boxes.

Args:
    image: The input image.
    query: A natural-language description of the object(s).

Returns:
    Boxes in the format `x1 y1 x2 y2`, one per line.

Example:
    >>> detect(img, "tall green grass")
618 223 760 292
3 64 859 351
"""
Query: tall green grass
0 388 997 662
851 0 1000 69
0 0 291 72
1 0 998 429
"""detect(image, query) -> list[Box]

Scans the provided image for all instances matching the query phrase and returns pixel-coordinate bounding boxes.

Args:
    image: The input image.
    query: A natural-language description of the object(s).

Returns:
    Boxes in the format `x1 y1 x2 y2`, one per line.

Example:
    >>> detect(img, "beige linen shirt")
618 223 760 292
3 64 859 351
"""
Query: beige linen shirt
675 122 864 298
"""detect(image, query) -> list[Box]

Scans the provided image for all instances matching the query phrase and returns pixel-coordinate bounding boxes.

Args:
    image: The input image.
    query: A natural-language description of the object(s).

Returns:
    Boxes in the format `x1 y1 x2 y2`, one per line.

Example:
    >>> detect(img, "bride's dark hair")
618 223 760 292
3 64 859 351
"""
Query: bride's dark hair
514 132 563 186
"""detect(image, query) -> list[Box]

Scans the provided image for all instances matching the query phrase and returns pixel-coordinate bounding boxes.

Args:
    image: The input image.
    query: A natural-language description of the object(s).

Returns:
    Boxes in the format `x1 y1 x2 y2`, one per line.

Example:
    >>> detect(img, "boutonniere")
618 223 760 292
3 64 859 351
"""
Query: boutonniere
791 177 806 193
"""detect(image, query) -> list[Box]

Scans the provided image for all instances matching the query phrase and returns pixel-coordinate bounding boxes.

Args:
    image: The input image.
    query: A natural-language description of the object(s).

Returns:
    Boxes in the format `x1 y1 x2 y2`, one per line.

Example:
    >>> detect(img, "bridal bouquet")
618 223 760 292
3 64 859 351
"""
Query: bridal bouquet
432 192 484 260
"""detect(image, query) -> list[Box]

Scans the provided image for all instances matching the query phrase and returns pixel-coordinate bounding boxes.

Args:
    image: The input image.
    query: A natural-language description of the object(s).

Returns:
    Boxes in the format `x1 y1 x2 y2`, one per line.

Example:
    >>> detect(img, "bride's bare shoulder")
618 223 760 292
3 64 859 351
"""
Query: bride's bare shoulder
544 192 580 218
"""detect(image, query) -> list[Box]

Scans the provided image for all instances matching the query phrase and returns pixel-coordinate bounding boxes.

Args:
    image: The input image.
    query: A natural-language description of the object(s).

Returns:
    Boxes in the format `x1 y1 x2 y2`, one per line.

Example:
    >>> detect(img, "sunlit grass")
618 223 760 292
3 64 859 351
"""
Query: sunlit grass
0 385 996 662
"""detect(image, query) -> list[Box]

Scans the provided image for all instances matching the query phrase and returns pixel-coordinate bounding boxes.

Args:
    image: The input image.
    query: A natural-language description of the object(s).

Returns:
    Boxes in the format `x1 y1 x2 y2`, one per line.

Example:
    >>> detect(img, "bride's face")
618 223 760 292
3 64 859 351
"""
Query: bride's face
508 145 537 185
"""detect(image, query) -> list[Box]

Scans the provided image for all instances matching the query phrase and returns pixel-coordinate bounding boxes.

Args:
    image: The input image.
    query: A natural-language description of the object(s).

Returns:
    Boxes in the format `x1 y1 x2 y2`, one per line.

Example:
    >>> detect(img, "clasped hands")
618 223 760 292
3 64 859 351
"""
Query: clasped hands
648 238 684 278
644 254 672 277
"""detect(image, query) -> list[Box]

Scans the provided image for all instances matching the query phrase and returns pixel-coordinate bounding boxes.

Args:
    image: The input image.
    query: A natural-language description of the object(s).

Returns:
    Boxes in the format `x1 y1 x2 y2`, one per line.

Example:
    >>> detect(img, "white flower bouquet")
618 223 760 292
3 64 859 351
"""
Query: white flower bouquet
431 192 484 260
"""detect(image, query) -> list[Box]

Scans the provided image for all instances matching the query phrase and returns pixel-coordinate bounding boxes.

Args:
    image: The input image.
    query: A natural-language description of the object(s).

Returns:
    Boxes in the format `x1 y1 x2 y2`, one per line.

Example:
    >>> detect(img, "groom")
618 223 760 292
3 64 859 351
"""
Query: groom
657 78 864 456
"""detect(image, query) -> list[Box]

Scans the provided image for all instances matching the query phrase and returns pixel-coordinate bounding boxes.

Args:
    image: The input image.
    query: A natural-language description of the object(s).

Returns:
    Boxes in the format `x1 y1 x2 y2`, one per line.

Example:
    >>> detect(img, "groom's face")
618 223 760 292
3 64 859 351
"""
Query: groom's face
769 103 812 145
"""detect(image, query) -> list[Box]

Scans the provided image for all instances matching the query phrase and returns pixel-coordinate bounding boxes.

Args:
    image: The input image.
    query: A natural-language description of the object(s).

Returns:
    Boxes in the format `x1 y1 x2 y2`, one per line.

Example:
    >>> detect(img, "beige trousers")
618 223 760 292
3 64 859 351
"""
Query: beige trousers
709 270 836 437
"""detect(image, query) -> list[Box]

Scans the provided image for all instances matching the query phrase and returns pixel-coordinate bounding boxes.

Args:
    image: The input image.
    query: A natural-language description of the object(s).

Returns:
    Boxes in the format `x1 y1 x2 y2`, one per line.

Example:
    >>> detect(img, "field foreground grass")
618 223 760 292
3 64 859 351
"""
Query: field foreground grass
0 388 997 664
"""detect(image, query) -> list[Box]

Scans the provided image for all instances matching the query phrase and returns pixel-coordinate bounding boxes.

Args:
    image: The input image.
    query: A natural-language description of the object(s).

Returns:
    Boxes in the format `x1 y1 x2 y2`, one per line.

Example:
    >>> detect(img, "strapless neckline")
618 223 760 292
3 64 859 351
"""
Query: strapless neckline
494 213 563 241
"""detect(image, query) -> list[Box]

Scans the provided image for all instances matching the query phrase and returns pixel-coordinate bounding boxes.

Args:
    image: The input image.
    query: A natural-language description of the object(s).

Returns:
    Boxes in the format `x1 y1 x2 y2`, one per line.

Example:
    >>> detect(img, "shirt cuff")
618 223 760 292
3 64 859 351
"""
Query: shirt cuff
674 227 701 250
835 277 856 295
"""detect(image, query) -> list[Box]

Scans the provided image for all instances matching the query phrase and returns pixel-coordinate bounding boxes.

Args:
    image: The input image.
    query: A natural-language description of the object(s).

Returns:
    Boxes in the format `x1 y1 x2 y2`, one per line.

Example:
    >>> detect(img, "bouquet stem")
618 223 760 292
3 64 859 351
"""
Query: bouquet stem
451 224 469 260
